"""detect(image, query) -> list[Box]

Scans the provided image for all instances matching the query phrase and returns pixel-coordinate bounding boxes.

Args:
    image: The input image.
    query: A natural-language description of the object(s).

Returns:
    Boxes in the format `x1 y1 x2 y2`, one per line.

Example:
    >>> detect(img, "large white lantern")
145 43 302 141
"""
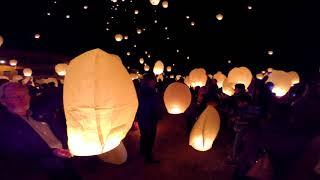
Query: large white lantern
23 68 33 77
189 105 220 151
0 35 3 47
63 48 138 156
162 1 169 8
9 59 18 66
153 60 164 75
189 68 207 88
98 141 127 165
55 63 68 76
288 71 300 86
227 66 252 89
213 71 226 89
114 34 123 42
164 82 191 114
166 66 172 72
266 70 292 97
149 0 160 6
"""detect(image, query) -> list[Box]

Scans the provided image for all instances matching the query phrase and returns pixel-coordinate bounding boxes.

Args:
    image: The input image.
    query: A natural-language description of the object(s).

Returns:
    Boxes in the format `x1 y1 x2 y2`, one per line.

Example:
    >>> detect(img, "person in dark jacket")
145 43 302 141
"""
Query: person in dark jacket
0 82 80 180
136 73 162 163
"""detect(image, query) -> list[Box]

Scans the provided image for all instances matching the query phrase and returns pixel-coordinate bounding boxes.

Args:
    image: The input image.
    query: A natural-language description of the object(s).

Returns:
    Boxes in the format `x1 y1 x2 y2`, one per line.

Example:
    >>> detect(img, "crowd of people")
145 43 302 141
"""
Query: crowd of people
0 71 319 180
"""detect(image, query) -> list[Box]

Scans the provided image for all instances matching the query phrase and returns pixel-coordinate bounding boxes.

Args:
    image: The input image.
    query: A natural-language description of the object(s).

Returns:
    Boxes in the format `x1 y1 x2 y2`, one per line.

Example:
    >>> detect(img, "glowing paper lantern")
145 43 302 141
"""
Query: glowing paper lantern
189 68 207 88
169 75 174 79
288 71 300 86
162 1 169 8
124 35 129 40
153 60 164 75
98 141 127 165
266 70 292 97
0 35 3 47
189 105 220 151
256 73 264 80
213 71 226 89
222 78 235 96
216 13 224 21
34 33 40 39
9 59 18 66
227 67 252 89
115 34 123 42
63 48 138 156
166 66 172 72
144 64 150 72
139 58 144 64
184 76 191 87
157 74 164 82
164 82 191 114
23 68 32 77
55 63 68 76
149 0 160 6
268 50 274 56
137 29 142 34
176 75 181 81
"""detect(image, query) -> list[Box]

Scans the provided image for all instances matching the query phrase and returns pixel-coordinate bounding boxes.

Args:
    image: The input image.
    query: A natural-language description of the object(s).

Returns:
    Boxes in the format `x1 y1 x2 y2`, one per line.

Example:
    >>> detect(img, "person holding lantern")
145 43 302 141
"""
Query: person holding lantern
0 82 80 180
136 73 162 163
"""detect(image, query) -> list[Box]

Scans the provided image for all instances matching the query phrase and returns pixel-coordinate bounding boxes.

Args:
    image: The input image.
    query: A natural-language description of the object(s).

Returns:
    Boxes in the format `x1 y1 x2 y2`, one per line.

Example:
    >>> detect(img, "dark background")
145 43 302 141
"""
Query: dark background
0 0 319 76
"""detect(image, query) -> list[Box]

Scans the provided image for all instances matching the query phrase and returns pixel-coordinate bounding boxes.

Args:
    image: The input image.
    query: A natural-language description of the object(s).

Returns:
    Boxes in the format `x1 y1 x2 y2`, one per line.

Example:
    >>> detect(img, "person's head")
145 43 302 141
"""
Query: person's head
0 82 30 116
142 73 156 89
234 83 246 95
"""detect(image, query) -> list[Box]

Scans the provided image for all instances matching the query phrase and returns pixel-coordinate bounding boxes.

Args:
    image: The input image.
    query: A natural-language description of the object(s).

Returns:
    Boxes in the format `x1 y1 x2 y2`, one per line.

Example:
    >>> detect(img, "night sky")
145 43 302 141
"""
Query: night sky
0 0 319 75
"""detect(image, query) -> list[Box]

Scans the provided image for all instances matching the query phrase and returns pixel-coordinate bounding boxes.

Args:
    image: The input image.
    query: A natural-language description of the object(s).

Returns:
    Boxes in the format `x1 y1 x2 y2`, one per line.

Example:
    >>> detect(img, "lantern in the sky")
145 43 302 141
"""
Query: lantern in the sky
153 60 164 75
288 71 300 86
115 34 123 42
166 66 172 72
176 75 181 81
267 68 273 73
189 105 220 151
256 73 264 80
98 141 127 165
23 68 32 77
216 13 224 21
184 76 191 87
144 64 150 72
157 74 164 82
227 67 252 89
149 0 160 6
63 48 138 156
0 35 4 47
169 75 174 79
189 68 207 88
124 35 129 40
213 71 226 89
162 1 169 8
9 59 18 66
137 28 142 34
164 82 191 114
266 70 292 97
134 10 139 15
268 50 274 56
55 63 68 76
139 58 144 64
222 78 235 96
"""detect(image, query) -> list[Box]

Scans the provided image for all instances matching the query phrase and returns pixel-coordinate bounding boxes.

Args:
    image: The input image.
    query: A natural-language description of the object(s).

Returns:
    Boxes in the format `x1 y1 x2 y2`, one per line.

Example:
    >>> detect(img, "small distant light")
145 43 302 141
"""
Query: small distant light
164 27 168 30
268 50 274 56
54 1 57 4
47 12 51 16
216 13 224 21
114 7 118 11
187 56 190 60
34 33 41 39
111 16 114 19
127 66 130 69
154 20 158 23
84 5 88 9
127 52 131 56
147 54 151 58
248 6 252 10
0 60 6 64
191 21 195 26
145 51 148 54
111 0 117 3
134 10 139 15
106 28 110 31
186 16 190 19
124 35 129 40
167 37 170 40
133 44 137 48
66 15 71 19
176 49 179 53
173 64 175 66
228 60 232 64
137 28 142 34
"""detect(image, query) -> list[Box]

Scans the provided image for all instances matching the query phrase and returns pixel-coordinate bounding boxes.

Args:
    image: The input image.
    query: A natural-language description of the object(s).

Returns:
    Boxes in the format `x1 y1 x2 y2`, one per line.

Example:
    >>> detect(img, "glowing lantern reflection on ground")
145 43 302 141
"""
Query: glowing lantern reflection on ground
164 82 191 114
189 105 220 151
63 48 138 156
166 66 172 72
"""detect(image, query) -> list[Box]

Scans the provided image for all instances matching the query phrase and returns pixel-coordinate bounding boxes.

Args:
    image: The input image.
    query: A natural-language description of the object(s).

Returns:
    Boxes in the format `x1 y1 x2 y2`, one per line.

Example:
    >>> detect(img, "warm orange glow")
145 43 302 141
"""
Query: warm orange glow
266 70 292 97
213 71 226 88
164 82 192 114
23 68 32 77
227 66 252 89
115 34 123 42
189 68 207 88
55 63 68 76
153 60 164 75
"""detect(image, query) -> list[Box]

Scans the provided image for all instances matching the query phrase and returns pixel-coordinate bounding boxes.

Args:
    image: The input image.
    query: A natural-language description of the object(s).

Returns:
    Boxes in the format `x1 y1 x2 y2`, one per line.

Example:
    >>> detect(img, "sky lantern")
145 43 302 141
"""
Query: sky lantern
34 33 41 39
55 63 68 76
216 13 224 21
227 66 252 89
169 75 174 79
213 71 226 89
115 34 123 42
162 1 169 8
153 60 164 75
23 68 32 77
139 58 144 64
266 70 292 97
164 82 191 114
176 75 181 81
98 141 127 165
256 73 264 80
124 35 129 40
9 59 18 66
149 0 160 6
288 71 300 86
189 68 207 88
144 64 150 71
222 78 235 96
63 48 138 156
166 66 172 72
184 76 191 87
0 35 3 47
137 28 142 34
134 10 139 15
157 74 164 82
189 105 220 151
130 73 139 80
